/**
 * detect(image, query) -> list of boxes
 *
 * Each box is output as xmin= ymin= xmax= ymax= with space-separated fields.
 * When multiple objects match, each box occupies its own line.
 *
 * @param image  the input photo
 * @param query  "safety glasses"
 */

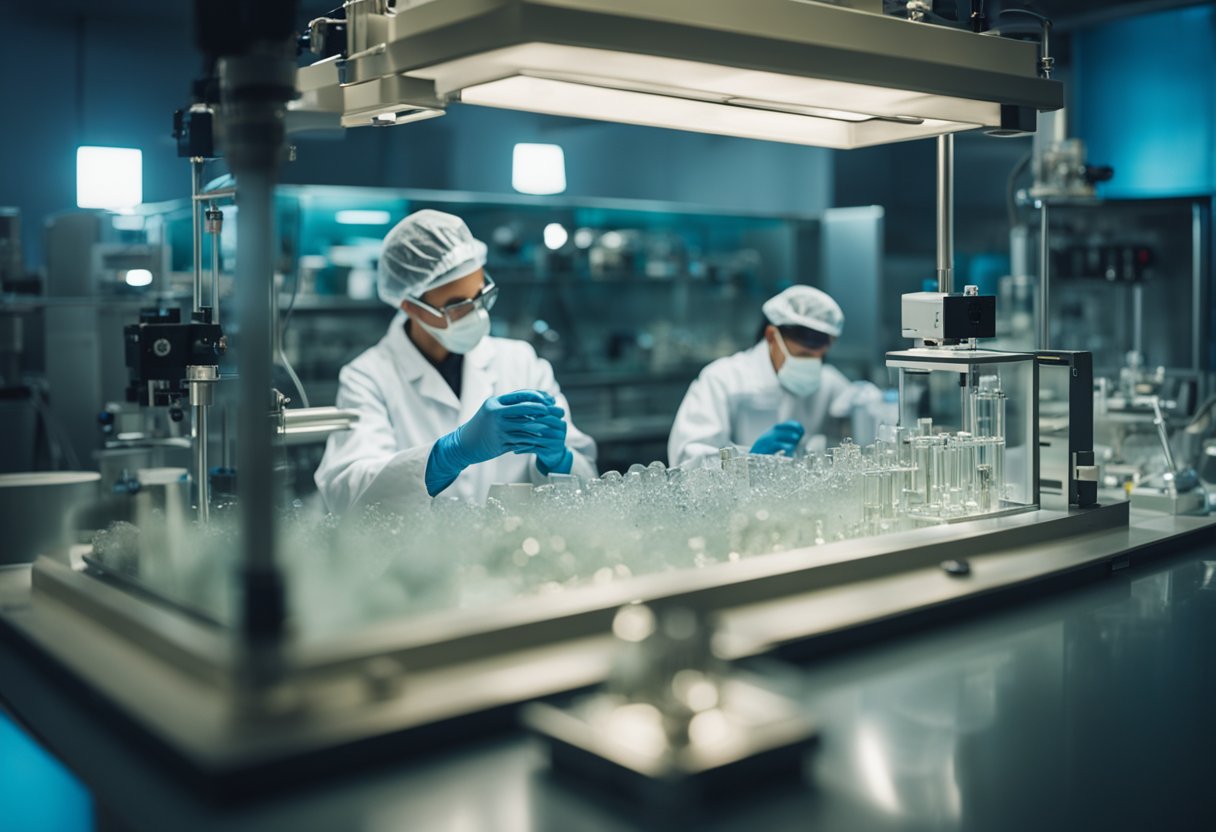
xmin=779 ymin=324 xmax=833 ymax=351
xmin=408 ymin=273 xmax=498 ymax=324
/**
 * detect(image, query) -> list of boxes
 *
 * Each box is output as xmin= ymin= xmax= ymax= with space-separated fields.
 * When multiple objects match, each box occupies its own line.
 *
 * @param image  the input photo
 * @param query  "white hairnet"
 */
xmin=762 ymin=285 xmax=844 ymax=338
xmin=377 ymin=209 xmax=488 ymax=308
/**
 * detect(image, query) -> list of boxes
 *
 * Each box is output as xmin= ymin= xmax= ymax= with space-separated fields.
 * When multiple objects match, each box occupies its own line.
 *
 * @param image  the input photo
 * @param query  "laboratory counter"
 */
xmin=2 ymin=530 xmax=1214 ymax=832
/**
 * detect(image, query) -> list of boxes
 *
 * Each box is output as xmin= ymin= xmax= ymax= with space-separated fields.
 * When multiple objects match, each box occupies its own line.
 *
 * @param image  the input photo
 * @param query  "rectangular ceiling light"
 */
xmin=335 ymin=209 xmax=392 ymax=225
xmin=462 ymin=76 xmax=975 ymax=149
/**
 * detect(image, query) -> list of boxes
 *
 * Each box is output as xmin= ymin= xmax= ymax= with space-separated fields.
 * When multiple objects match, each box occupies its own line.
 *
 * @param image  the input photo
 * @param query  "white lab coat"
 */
xmin=315 ymin=313 xmax=597 ymax=513
xmin=668 ymin=341 xmax=860 ymax=469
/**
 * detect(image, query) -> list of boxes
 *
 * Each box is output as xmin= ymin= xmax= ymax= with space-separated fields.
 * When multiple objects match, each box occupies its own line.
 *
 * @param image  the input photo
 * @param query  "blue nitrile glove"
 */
xmin=750 ymin=420 xmax=805 ymax=456
xmin=425 ymin=390 xmax=568 ymax=495
xmin=494 ymin=391 xmax=573 ymax=474
xmin=530 ymin=417 xmax=573 ymax=475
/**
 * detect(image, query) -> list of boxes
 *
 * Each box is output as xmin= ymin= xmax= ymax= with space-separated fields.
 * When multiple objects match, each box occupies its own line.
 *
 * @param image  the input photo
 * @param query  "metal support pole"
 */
xmin=1039 ymin=201 xmax=1050 ymax=350
xmin=235 ymin=166 xmax=279 ymax=621
xmin=1151 ymin=397 xmax=1178 ymax=488
xmin=1132 ymin=283 xmax=1144 ymax=360
xmin=189 ymin=158 xmax=214 ymax=522
xmin=222 ymin=405 xmax=232 ymax=469
xmin=188 ymin=364 xmax=217 ymax=523
xmin=1191 ymin=202 xmax=1203 ymax=376
xmin=195 ymin=404 xmax=209 ymax=522
xmin=207 ymin=205 xmax=222 ymax=321
xmin=191 ymin=158 xmax=205 ymax=312
xmin=936 ymin=134 xmax=954 ymax=294
xmin=218 ymin=45 xmax=296 ymax=651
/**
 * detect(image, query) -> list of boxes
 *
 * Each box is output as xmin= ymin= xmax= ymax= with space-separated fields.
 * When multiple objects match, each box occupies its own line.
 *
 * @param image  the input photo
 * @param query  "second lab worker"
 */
xmin=668 ymin=285 xmax=878 ymax=468
xmin=315 ymin=210 xmax=597 ymax=514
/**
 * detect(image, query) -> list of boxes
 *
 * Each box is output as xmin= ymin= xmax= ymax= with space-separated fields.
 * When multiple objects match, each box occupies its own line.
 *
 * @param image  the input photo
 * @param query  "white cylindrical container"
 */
xmin=0 ymin=472 xmax=101 ymax=564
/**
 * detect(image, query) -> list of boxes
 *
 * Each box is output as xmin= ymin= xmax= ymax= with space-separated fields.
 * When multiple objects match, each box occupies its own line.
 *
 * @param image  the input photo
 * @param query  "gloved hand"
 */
xmin=485 ymin=391 xmax=573 ymax=474
xmin=426 ymin=390 xmax=568 ymax=495
xmin=530 ymin=419 xmax=573 ymax=475
xmin=750 ymin=420 xmax=805 ymax=456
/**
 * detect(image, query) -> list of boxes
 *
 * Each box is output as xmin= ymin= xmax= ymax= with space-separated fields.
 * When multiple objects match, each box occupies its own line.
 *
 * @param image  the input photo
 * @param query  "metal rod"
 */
xmin=209 ymin=203 xmax=221 ymax=321
xmin=1132 ymin=283 xmax=1144 ymax=360
xmin=216 ymin=40 xmax=297 ymax=658
xmin=191 ymin=160 xmax=211 ymax=523
xmin=898 ymin=370 xmax=906 ymax=428
xmin=193 ymin=187 xmax=236 ymax=202
xmin=1151 ymin=397 xmax=1178 ymax=485
xmin=1192 ymin=202 xmax=1202 ymax=374
xmin=936 ymin=134 xmax=954 ymax=293
xmin=961 ymin=369 xmax=974 ymax=436
xmin=191 ymin=158 xmax=204 ymax=312
xmin=195 ymin=404 xmax=209 ymax=523
xmin=279 ymin=406 xmax=359 ymax=427
xmin=236 ymin=167 xmax=277 ymax=581
xmin=1039 ymin=200 xmax=1050 ymax=350
xmin=222 ymin=405 xmax=231 ymax=469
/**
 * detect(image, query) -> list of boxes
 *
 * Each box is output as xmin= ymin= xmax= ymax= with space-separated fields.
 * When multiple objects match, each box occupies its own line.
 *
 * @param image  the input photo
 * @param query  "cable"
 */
xmin=998 ymin=8 xmax=1050 ymax=26
xmin=996 ymin=8 xmax=1054 ymax=77
xmin=276 ymin=263 xmax=311 ymax=409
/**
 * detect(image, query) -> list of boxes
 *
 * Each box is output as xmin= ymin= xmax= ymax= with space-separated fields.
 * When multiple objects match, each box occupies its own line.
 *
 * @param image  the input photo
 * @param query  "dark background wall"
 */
xmin=0 ymin=14 xmax=201 ymax=268
xmin=0 ymin=9 xmax=833 ymax=272
xmin=1073 ymin=3 xmax=1216 ymax=199
xmin=3 ymin=2 xmax=1214 ymax=276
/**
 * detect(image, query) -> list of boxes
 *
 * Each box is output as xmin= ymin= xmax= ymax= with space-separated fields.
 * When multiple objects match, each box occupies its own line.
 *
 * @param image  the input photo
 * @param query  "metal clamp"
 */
xmin=187 ymin=364 xmax=219 ymax=408
xmin=1074 ymin=464 xmax=1100 ymax=483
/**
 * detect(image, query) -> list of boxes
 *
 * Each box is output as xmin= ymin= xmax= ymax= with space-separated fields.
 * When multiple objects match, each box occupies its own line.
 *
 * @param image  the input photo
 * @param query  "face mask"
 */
xmin=775 ymin=332 xmax=823 ymax=397
xmin=416 ymin=307 xmax=490 ymax=354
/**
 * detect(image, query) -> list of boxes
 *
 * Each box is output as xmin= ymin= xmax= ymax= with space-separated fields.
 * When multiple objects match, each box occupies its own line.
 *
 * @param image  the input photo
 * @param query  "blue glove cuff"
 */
xmin=536 ymin=447 xmax=573 ymax=476
xmin=425 ymin=431 xmax=466 ymax=496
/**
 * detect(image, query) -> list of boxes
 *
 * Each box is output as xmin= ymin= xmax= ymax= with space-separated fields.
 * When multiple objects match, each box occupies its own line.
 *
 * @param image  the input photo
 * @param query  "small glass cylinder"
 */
xmin=954 ymin=432 xmax=979 ymax=512
xmin=929 ymin=436 xmax=949 ymax=510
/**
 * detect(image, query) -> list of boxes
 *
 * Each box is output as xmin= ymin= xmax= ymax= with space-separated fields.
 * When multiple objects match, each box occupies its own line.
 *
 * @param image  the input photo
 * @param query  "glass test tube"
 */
xmin=955 ymin=432 xmax=979 ymax=512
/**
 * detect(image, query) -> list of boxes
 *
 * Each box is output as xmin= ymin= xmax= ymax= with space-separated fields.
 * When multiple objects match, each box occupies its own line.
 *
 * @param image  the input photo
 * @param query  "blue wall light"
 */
xmin=335 ymin=209 xmax=392 ymax=225
xmin=76 ymin=146 xmax=143 ymax=210
xmin=512 ymin=143 xmax=567 ymax=195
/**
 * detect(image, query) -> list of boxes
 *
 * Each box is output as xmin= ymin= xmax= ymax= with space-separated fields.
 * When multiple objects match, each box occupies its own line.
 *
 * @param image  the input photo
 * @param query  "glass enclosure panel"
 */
xmin=894 ymin=353 xmax=1037 ymax=517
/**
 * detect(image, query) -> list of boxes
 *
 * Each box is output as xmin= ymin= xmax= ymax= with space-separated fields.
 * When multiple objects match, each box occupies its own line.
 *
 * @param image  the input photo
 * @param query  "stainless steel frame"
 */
xmin=7 ymin=500 xmax=1212 ymax=793
xmin=937 ymin=134 xmax=954 ymax=292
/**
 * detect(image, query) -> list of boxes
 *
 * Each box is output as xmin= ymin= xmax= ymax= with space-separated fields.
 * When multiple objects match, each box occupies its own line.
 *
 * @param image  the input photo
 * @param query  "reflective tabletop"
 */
xmin=3 ymin=537 xmax=1215 ymax=832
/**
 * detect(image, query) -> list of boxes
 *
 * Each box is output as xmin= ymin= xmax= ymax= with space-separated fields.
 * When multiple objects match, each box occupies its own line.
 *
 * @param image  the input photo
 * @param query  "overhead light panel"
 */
xmin=299 ymin=0 xmax=1061 ymax=148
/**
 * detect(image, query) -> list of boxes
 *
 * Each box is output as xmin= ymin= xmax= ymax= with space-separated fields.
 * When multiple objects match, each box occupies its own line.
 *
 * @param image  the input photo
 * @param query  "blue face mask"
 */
xmin=775 ymin=332 xmax=823 ymax=397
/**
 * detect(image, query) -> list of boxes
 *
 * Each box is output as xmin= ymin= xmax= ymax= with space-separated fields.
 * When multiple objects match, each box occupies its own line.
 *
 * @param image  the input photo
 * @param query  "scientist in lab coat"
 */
xmin=315 ymin=210 xmax=597 ymax=513
xmin=668 ymin=285 xmax=879 ymax=468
